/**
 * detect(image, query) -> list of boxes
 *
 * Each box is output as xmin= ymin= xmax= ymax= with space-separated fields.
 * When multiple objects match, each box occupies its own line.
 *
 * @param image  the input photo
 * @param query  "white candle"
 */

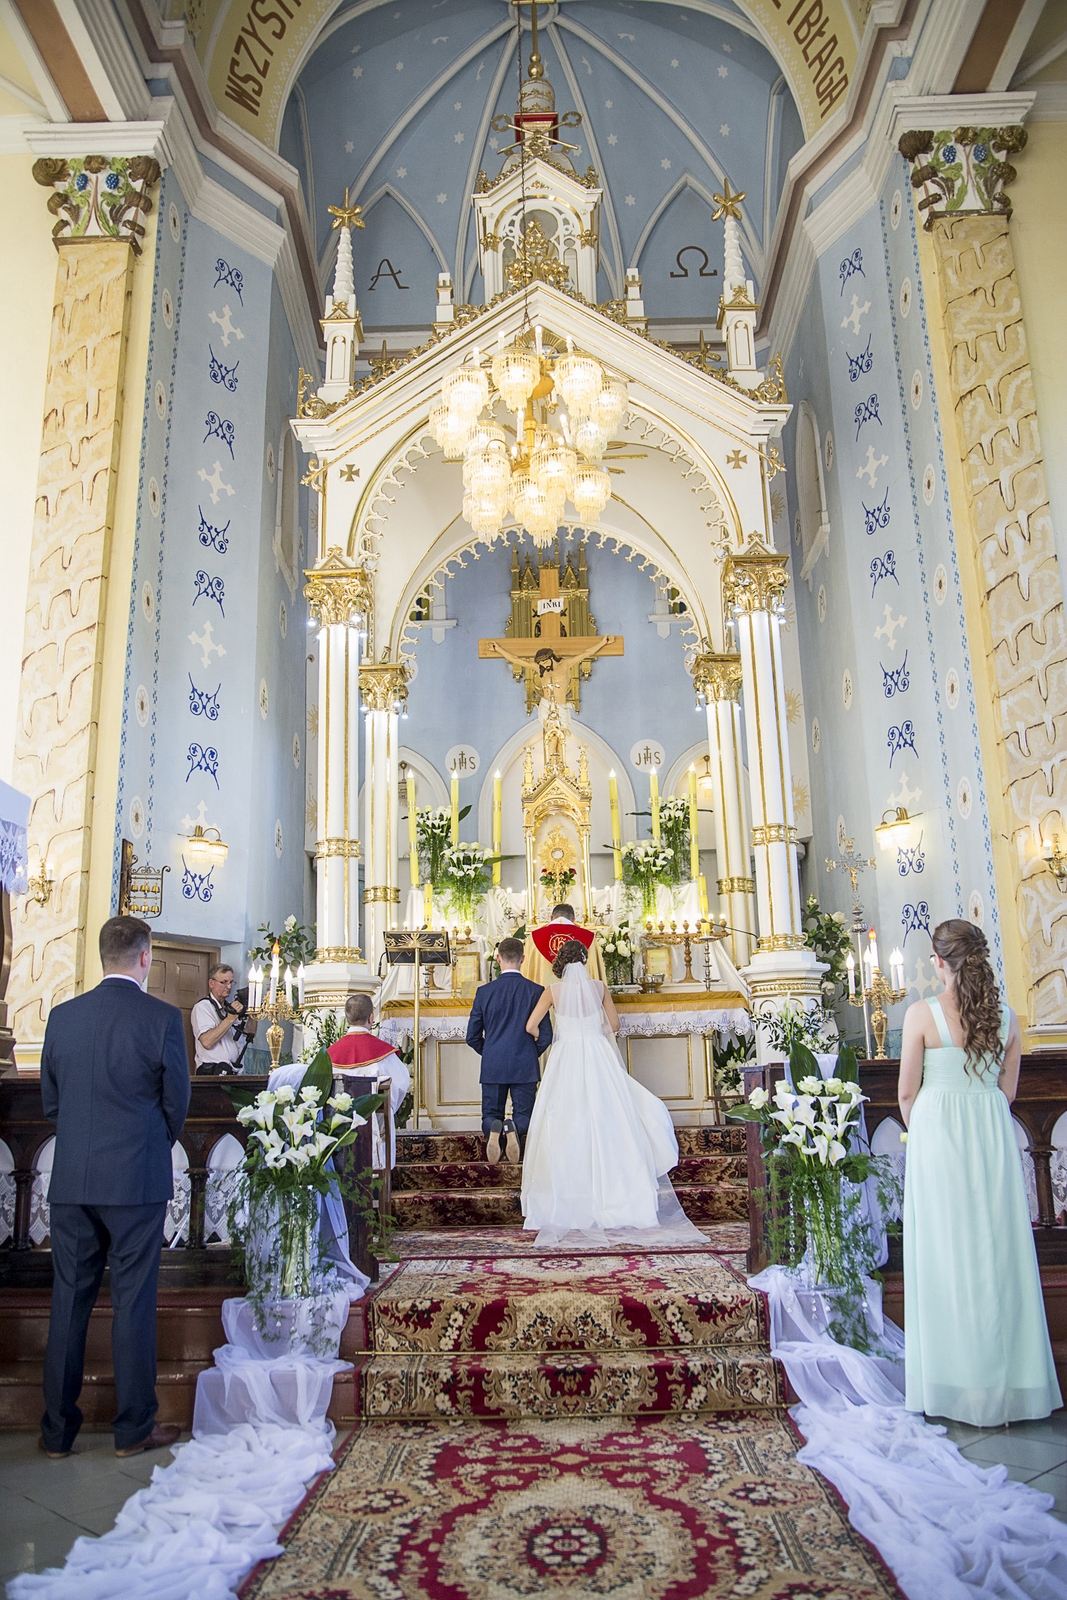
xmin=247 ymin=966 xmax=256 ymax=1008
xmin=845 ymin=951 xmax=856 ymax=996
xmin=296 ymin=964 xmax=305 ymax=1007
xmin=890 ymin=948 xmax=905 ymax=989
xmin=269 ymin=942 xmax=280 ymax=1005
xmin=284 ymin=965 xmax=293 ymax=1007
xmin=865 ymin=928 xmax=878 ymax=973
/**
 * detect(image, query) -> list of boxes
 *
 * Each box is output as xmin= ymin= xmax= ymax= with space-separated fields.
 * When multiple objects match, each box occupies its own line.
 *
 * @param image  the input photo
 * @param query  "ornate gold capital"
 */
xmin=717 ymin=875 xmax=755 ymax=895
xmin=723 ymin=545 xmax=790 ymax=617
xmin=751 ymin=823 xmax=797 ymax=847
xmin=756 ymin=933 xmax=807 ymax=952
xmin=363 ymin=886 xmax=401 ymax=904
xmin=691 ymin=651 xmax=743 ymax=704
xmin=303 ymin=547 xmax=372 ymax=628
xmin=314 ymin=945 xmax=364 ymax=964
xmin=898 ymin=126 xmax=1027 ymax=228
xmin=359 ymin=662 xmax=409 ymax=713
xmin=33 ymin=155 xmax=160 ymax=254
xmin=315 ymin=837 xmax=362 ymax=859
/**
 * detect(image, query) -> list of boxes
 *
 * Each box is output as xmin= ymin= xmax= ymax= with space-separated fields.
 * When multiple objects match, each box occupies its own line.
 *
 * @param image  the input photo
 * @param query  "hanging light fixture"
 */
xmin=431 ymin=327 xmax=628 ymax=547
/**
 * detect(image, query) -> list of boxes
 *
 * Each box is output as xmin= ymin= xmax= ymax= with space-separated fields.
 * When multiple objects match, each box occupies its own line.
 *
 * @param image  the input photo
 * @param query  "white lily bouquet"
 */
xmin=443 ymin=842 xmax=495 ymax=923
xmin=227 ymin=1052 xmax=381 ymax=1335
xmin=602 ymin=921 xmax=636 ymax=987
xmin=621 ymin=839 xmax=675 ymax=919
xmin=733 ymin=1041 xmax=900 ymax=1334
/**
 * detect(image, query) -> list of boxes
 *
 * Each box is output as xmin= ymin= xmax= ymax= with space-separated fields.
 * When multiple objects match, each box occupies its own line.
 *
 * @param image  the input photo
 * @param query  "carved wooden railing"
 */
xmin=0 ymin=1076 xmax=376 ymax=1280
xmin=744 ymin=1053 xmax=1067 ymax=1272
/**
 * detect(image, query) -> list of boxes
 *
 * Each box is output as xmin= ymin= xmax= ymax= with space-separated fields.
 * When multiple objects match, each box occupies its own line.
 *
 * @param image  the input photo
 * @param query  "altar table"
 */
xmin=379 ymin=990 xmax=751 ymax=1129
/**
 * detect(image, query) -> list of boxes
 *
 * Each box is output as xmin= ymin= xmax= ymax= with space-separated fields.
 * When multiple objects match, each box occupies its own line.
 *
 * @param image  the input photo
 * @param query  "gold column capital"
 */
xmin=897 ymin=126 xmax=1027 ymax=229
xmin=358 ymin=662 xmax=409 ymax=713
xmin=32 ymin=155 xmax=160 ymax=254
xmin=723 ymin=543 xmax=790 ymax=616
xmin=315 ymin=837 xmax=361 ymax=859
xmin=303 ymin=547 xmax=373 ymax=627
xmin=691 ymin=650 xmax=743 ymax=704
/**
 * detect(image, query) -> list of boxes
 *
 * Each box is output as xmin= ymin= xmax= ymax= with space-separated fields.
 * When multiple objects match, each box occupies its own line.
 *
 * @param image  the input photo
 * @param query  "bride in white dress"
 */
xmin=520 ymin=940 xmax=703 ymax=1247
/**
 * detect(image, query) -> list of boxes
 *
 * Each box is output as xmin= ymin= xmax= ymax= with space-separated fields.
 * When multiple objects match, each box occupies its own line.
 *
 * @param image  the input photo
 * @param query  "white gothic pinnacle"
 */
xmin=332 ymin=222 xmax=356 ymax=311
xmin=723 ymin=213 xmax=746 ymax=295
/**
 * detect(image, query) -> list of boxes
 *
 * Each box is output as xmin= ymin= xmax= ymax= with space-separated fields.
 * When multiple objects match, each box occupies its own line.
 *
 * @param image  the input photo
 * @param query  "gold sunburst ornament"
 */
xmin=711 ymin=179 xmax=746 ymax=222
xmin=327 ymin=187 xmax=365 ymax=231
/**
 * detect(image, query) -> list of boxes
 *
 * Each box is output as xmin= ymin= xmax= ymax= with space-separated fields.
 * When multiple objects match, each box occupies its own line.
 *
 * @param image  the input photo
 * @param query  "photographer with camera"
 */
xmin=191 ymin=964 xmax=256 ymax=1076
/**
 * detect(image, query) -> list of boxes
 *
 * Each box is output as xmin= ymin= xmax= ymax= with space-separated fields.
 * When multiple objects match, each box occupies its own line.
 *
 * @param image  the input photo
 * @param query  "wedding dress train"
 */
xmin=520 ymin=964 xmax=703 ymax=1247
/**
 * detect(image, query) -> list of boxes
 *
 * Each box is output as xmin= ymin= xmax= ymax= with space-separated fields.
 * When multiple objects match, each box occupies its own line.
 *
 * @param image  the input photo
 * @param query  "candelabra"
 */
xmin=845 ymin=933 xmax=906 ymax=1059
xmin=247 ymin=943 xmax=305 ymax=1070
xmin=642 ymin=917 xmax=729 ymax=990
xmin=26 ymin=858 xmax=54 ymax=906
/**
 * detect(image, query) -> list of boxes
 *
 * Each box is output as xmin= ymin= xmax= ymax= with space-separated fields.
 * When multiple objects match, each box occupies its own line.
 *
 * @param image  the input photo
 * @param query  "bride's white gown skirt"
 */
xmin=520 ymin=974 xmax=702 ymax=1248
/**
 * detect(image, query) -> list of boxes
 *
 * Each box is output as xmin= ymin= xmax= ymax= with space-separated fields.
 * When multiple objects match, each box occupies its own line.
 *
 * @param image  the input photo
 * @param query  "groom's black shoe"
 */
xmin=504 ymin=1119 xmax=521 ymax=1165
xmin=486 ymin=1121 xmax=504 ymax=1165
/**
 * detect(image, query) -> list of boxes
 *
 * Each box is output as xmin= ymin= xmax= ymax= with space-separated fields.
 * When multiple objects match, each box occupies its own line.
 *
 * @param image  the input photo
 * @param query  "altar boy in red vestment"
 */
xmin=328 ymin=994 xmax=411 ymax=1125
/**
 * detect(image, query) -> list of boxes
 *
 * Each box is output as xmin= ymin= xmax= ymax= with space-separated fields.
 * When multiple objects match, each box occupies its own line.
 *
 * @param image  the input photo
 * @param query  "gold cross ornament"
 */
xmin=328 ymin=187 xmax=366 ymax=231
xmin=711 ymin=179 xmax=746 ymax=222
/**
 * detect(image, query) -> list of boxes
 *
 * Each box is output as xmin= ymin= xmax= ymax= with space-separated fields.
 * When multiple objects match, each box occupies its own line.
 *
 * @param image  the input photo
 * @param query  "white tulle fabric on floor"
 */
xmin=752 ymin=1264 xmax=1067 ymax=1599
xmin=521 ymin=964 xmax=703 ymax=1248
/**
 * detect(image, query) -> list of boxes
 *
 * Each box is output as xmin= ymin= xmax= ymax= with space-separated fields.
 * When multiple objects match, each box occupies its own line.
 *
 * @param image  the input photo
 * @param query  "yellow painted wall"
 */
xmin=0 ymin=158 xmax=58 ymax=787
xmin=1012 ymin=121 xmax=1067 ymax=574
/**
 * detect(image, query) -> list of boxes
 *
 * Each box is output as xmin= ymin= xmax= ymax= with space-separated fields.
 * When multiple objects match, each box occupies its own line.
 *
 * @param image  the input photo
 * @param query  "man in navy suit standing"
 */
xmin=466 ymin=937 xmax=551 ymax=1164
xmin=39 ymin=915 xmax=190 ymax=1458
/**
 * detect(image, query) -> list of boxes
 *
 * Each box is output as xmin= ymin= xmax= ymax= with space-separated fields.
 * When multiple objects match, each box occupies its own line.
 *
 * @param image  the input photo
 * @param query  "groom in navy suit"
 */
xmin=39 ymin=915 xmax=190 ymax=1458
xmin=466 ymin=937 xmax=551 ymax=1164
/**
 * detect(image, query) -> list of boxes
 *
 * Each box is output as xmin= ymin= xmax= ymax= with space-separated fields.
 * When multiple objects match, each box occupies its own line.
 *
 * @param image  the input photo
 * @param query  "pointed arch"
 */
xmin=629 ymin=172 xmax=730 ymax=274
xmin=357 ymin=183 xmax=450 ymax=275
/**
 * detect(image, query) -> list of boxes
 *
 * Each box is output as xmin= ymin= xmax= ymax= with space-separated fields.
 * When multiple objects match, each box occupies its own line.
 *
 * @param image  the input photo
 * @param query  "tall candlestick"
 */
xmin=649 ymin=768 xmax=661 ymax=842
xmin=269 ymin=941 xmax=280 ymax=1006
xmin=608 ymin=769 xmax=623 ymax=881
xmin=406 ymin=770 xmax=419 ymax=889
xmin=687 ymin=763 xmax=700 ymax=882
xmin=450 ymin=772 xmax=460 ymax=845
xmin=423 ymin=880 xmax=433 ymax=926
xmin=493 ymin=770 xmax=502 ymax=886
xmin=698 ymin=873 xmax=709 ymax=917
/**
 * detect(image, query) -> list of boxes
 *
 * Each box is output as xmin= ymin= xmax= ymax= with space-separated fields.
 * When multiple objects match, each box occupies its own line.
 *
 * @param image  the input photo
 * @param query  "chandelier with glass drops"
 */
xmin=430 ymin=327 xmax=626 ymax=547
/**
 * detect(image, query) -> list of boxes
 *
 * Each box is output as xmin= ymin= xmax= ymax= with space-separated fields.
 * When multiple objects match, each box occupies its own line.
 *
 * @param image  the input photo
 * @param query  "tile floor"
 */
xmin=1 ymin=1411 xmax=1065 ymax=1582
xmin=0 ymin=1429 xmax=187 ymax=1585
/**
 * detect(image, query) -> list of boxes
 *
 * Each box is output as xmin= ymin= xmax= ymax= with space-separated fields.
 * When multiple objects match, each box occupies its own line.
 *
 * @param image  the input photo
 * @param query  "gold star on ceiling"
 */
xmin=711 ymin=179 xmax=745 ymax=221
xmin=339 ymin=463 xmax=360 ymax=482
xmin=725 ymin=449 xmax=747 ymax=469
xmin=327 ymin=187 xmax=366 ymax=230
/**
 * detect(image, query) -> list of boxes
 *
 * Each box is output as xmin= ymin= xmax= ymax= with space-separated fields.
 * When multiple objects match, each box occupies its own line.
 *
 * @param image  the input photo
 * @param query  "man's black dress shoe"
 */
xmin=504 ymin=1119 xmax=521 ymax=1165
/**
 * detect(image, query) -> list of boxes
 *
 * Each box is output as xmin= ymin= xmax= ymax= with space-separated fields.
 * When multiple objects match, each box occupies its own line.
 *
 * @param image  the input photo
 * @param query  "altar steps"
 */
xmin=357 ymin=1247 xmax=784 ymax=1421
xmin=389 ymin=1125 xmax=749 ymax=1231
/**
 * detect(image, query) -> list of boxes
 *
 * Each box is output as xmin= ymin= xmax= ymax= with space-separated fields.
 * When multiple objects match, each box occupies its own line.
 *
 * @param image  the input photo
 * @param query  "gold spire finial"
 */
xmin=512 ymin=0 xmax=544 ymax=80
xmin=711 ymin=179 xmax=746 ymax=222
xmin=327 ymin=186 xmax=365 ymax=231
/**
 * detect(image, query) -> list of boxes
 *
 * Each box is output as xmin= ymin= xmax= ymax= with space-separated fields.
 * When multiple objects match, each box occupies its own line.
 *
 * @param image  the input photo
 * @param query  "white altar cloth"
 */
xmin=379 ymin=1002 xmax=751 ymax=1047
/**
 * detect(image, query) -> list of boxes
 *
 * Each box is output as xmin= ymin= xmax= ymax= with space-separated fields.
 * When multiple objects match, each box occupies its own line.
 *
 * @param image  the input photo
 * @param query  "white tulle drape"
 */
xmin=752 ymin=1265 xmax=1067 ymax=1599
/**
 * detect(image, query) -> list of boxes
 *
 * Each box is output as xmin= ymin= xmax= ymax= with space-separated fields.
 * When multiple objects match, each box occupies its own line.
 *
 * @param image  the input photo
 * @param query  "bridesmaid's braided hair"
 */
xmin=552 ymin=939 xmax=589 ymax=978
xmin=931 ymin=919 xmax=1004 ymax=1073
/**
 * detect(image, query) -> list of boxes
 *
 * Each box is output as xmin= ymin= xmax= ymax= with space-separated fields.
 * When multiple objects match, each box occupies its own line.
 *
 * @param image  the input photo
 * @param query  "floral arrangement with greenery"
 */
xmin=802 ymin=893 xmax=854 ymax=1008
xmin=249 ymin=913 xmax=315 ymax=969
xmin=621 ymin=839 xmax=675 ymax=919
xmin=601 ymin=921 xmax=636 ymax=987
xmin=540 ymin=863 xmax=576 ymax=902
xmin=443 ymin=842 xmax=495 ymax=923
xmin=415 ymin=808 xmax=459 ymax=894
xmin=657 ymin=796 xmax=691 ymax=883
xmin=731 ymin=1035 xmax=901 ymax=1351
xmin=712 ymin=1027 xmax=754 ymax=1097
xmin=226 ymin=1050 xmax=382 ymax=1351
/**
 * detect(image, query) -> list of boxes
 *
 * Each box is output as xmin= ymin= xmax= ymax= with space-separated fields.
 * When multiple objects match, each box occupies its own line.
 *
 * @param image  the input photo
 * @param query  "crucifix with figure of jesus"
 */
xmin=478 ymin=561 xmax=624 ymax=708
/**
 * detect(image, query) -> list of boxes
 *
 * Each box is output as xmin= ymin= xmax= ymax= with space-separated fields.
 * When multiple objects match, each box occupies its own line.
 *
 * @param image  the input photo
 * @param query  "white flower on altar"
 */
xmin=329 ymin=1091 xmax=353 ymax=1112
xmin=748 ymin=1086 xmax=769 ymax=1109
xmin=796 ymin=1075 xmax=821 ymax=1095
xmin=285 ymin=914 xmax=297 ymax=930
xmin=299 ymin=1086 xmax=321 ymax=1105
xmin=827 ymin=1139 xmax=848 ymax=1165
xmin=273 ymin=1084 xmax=296 ymax=1104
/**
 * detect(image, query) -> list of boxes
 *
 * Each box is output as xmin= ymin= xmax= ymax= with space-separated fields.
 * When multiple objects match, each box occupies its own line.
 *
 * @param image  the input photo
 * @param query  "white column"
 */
xmin=693 ymin=653 xmax=756 ymax=967
xmin=360 ymin=664 xmax=408 ymax=969
xmin=724 ymin=549 xmax=822 ymax=1046
xmin=303 ymin=551 xmax=373 ymax=973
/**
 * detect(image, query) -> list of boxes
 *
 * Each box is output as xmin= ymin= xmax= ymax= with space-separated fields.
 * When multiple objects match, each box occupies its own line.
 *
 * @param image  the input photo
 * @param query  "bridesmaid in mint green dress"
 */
xmin=898 ymin=919 xmax=1061 ymax=1426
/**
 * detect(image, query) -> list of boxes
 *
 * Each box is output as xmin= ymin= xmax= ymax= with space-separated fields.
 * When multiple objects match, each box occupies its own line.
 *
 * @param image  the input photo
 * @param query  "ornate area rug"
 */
xmin=242 ymin=1414 xmax=902 ymax=1599
xmin=393 ymin=1223 xmax=751 ymax=1259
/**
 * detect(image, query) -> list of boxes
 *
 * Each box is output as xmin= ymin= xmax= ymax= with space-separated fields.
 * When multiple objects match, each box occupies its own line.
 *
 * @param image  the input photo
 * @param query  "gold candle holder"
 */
xmin=847 ymin=966 xmax=905 ymax=1059
xmin=248 ymin=993 xmax=298 ymax=1070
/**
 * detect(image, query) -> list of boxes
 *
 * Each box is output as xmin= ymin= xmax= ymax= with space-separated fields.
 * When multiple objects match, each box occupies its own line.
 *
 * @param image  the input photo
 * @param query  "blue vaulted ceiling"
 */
xmin=281 ymin=0 xmax=804 ymax=330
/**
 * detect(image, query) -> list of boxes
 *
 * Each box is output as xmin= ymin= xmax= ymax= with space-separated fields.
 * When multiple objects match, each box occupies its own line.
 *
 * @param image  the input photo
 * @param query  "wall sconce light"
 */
xmin=1043 ymin=835 xmax=1067 ymax=893
xmin=875 ymin=806 xmax=920 ymax=851
xmin=183 ymin=825 xmax=229 ymax=868
xmin=26 ymin=857 xmax=55 ymax=906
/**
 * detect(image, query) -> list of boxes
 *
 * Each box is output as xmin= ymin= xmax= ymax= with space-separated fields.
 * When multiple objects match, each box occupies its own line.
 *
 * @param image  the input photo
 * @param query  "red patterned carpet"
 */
xmin=242 ymin=1414 xmax=903 ymax=1600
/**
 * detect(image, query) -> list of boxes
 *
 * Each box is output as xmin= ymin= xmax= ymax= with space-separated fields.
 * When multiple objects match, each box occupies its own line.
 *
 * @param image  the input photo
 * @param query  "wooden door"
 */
xmin=147 ymin=943 xmax=218 ymax=1071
